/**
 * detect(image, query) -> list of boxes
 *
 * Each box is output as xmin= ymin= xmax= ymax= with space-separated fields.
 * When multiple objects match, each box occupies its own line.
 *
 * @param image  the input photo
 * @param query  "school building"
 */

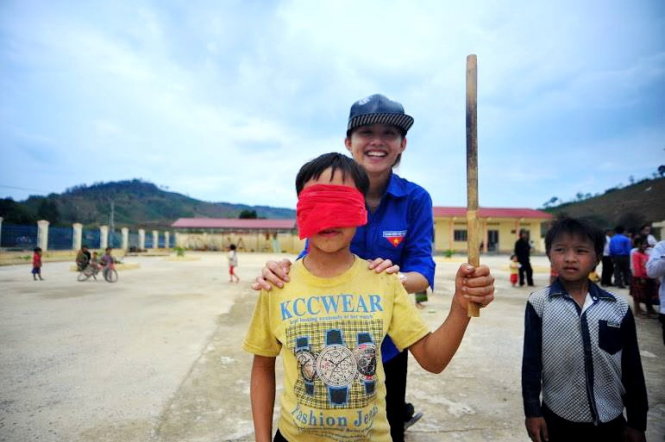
xmin=171 ymin=218 xmax=303 ymax=253
xmin=172 ymin=206 xmax=552 ymax=255
xmin=433 ymin=207 xmax=552 ymax=254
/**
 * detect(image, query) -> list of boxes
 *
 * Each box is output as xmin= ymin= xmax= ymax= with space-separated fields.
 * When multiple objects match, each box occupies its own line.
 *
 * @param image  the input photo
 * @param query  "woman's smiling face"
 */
xmin=345 ymin=123 xmax=406 ymax=176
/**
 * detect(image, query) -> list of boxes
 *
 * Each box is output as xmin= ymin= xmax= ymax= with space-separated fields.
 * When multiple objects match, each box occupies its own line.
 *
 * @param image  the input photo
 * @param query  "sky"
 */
xmin=1 ymin=0 xmax=664 ymax=212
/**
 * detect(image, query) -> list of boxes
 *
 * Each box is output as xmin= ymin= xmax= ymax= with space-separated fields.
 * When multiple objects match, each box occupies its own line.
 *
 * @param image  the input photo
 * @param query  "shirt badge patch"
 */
xmin=383 ymin=230 xmax=407 ymax=247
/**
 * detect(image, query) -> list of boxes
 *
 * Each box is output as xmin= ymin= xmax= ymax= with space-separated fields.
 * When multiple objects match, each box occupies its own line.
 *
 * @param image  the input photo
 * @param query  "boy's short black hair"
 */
xmin=34 ymin=247 xmax=42 ymax=252
xmin=229 ymin=244 xmax=237 ymax=250
xmin=545 ymin=217 xmax=604 ymax=258
xmin=295 ymin=152 xmax=370 ymax=196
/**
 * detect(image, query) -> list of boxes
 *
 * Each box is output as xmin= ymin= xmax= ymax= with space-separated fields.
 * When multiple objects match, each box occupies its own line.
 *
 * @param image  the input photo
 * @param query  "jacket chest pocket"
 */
xmin=598 ymin=320 xmax=622 ymax=355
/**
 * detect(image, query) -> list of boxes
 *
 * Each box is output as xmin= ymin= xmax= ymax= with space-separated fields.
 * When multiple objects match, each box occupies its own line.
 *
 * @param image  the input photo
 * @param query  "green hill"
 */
xmin=0 ymin=179 xmax=295 ymax=228
xmin=2 ymin=176 xmax=663 ymax=232
xmin=545 ymin=177 xmax=665 ymax=232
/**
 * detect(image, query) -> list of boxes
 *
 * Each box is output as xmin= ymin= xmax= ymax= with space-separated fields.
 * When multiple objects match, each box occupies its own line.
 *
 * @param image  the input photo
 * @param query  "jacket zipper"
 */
xmin=579 ymin=305 xmax=599 ymax=425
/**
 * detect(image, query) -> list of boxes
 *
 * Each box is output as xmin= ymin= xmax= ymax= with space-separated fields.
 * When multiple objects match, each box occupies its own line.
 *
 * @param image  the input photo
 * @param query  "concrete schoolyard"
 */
xmin=0 ymin=252 xmax=663 ymax=441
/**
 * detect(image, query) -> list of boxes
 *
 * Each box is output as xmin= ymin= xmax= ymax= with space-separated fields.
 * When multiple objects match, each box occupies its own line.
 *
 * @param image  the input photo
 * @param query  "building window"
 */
xmin=454 ymin=229 xmax=467 ymax=242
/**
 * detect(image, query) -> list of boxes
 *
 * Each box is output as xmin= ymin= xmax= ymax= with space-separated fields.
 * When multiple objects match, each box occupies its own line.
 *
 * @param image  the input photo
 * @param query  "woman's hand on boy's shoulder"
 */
xmin=453 ymin=264 xmax=495 ymax=312
xmin=367 ymin=257 xmax=399 ymax=274
xmin=251 ymin=259 xmax=292 ymax=291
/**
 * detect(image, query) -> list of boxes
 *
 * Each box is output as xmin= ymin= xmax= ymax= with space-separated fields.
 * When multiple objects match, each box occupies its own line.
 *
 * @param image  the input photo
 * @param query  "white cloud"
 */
xmin=1 ymin=0 xmax=664 ymax=211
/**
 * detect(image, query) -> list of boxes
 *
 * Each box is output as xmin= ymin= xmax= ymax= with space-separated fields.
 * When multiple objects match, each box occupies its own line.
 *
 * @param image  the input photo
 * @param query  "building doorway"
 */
xmin=487 ymin=230 xmax=499 ymax=252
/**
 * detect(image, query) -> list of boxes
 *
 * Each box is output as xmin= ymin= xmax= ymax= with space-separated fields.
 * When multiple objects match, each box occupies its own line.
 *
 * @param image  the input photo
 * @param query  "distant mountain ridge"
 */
xmin=0 ymin=179 xmax=295 ymax=228
xmin=545 ymin=176 xmax=665 ymax=231
xmin=1 ymin=177 xmax=663 ymax=231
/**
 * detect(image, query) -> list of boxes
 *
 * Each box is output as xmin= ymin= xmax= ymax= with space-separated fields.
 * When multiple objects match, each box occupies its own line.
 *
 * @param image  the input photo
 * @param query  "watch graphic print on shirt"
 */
xmin=289 ymin=319 xmax=382 ymax=409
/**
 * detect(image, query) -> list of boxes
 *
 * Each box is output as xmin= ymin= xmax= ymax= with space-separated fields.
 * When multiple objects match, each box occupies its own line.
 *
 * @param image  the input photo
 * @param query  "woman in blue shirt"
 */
xmin=253 ymin=94 xmax=495 ymax=441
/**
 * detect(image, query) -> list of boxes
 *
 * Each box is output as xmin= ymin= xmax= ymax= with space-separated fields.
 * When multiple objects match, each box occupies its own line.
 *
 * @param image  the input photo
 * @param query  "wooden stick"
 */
xmin=466 ymin=54 xmax=480 ymax=318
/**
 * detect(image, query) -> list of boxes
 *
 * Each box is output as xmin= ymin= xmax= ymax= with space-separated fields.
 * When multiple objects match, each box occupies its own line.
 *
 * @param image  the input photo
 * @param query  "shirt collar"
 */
xmin=385 ymin=172 xmax=407 ymax=198
xmin=548 ymin=278 xmax=616 ymax=302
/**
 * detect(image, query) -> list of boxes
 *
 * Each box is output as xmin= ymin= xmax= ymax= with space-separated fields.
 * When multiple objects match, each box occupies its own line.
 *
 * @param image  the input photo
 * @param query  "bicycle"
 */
xmin=77 ymin=260 xmax=118 ymax=283
xmin=77 ymin=264 xmax=99 ymax=281
xmin=103 ymin=259 xmax=118 ymax=283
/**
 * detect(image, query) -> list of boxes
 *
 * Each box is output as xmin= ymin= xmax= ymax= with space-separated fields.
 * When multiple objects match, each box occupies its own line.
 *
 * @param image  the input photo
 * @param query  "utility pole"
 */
xmin=109 ymin=200 xmax=115 ymax=247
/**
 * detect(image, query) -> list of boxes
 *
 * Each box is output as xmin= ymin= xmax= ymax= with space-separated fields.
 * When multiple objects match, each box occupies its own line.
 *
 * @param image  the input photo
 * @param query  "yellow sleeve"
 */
xmin=386 ymin=275 xmax=430 ymax=351
xmin=242 ymin=290 xmax=281 ymax=357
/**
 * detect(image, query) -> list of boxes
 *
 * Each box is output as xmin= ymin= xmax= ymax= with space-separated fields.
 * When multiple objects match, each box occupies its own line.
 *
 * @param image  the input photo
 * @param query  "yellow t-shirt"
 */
xmin=243 ymin=256 xmax=430 ymax=442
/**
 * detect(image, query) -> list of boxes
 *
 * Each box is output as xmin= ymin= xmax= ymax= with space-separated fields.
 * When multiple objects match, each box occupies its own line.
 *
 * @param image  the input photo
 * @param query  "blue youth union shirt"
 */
xmin=351 ymin=173 xmax=436 ymax=362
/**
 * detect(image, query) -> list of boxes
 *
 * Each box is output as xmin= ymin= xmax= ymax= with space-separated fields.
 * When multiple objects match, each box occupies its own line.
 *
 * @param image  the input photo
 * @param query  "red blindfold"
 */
xmin=296 ymin=184 xmax=368 ymax=239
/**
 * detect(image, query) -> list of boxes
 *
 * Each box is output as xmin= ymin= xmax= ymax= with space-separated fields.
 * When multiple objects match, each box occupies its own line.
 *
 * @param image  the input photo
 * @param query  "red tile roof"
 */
xmin=171 ymin=218 xmax=296 ymax=229
xmin=433 ymin=207 xmax=552 ymax=219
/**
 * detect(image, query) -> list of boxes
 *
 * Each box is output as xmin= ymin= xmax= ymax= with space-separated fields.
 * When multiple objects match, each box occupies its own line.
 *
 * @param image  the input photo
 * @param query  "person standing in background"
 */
xmin=646 ymin=240 xmax=665 ymax=345
xmin=31 ymin=247 xmax=43 ymax=281
xmin=609 ymin=225 xmax=632 ymax=289
xmin=509 ymin=254 xmax=521 ymax=287
xmin=601 ymin=229 xmax=614 ymax=286
xmin=640 ymin=224 xmax=657 ymax=248
xmin=514 ymin=229 xmax=534 ymax=287
xmin=228 ymin=244 xmax=239 ymax=283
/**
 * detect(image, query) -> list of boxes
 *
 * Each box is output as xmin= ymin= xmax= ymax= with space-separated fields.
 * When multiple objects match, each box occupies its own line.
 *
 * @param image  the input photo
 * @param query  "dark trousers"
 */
xmin=601 ymin=256 xmax=614 ymax=286
xmin=384 ymin=350 xmax=408 ymax=442
xmin=612 ymin=255 xmax=631 ymax=287
xmin=543 ymin=404 xmax=626 ymax=442
xmin=519 ymin=260 xmax=534 ymax=286
xmin=274 ymin=429 xmax=288 ymax=442
xmin=660 ymin=314 xmax=665 ymax=346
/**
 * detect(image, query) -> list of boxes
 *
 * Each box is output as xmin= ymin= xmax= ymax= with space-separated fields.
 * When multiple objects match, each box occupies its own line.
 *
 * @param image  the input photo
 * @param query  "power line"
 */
xmin=0 ymin=184 xmax=51 ymax=193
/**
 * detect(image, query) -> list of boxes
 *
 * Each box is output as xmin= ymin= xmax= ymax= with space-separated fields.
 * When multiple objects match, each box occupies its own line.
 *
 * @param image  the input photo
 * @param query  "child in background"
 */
xmin=588 ymin=269 xmax=600 ymax=283
xmin=522 ymin=217 xmax=647 ymax=442
xmin=32 ymin=247 xmax=43 ymax=281
xmin=414 ymin=289 xmax=428 ymax=309
xmin=228 ymin=244 xmax=239 ymax=283
xmin=100 ymin=247 xmax=114 ymax=279
xmin=509 ymin=254 xmax=521 ymax=287
xmin=244 ymin=153 xmax=494 ymax=442
xmin=90 ymin=251 xmax=100 ymax=271
xmin=630 ymin=236 xmax=658 ymax=318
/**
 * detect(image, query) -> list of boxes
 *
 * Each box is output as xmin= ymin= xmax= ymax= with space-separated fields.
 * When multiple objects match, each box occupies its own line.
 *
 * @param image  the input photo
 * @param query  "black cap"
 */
xmin=347 ymin=94 xmax=414 ymax=135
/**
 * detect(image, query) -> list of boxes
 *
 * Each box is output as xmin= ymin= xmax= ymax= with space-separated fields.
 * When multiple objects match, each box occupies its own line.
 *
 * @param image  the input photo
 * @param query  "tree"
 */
xmin=37 ymin=198 xmax=60 ymax=224
xmin=239 ymin=209 xmax=257 ymax=219
xmin=658 ymin=164 xmax=665 ymax=177
xmin=0 ymin=198 xmax=35 ymax=224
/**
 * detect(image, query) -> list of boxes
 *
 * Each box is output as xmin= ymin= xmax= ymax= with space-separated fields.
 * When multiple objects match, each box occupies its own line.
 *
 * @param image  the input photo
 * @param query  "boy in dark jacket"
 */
xmin=522 ymin=217 xmax=647 ymax=442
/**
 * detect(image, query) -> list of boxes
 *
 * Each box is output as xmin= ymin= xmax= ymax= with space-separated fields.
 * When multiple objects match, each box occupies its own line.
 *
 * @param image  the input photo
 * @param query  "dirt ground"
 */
xmin=0 ymin=252 xmax=663 ymax=442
